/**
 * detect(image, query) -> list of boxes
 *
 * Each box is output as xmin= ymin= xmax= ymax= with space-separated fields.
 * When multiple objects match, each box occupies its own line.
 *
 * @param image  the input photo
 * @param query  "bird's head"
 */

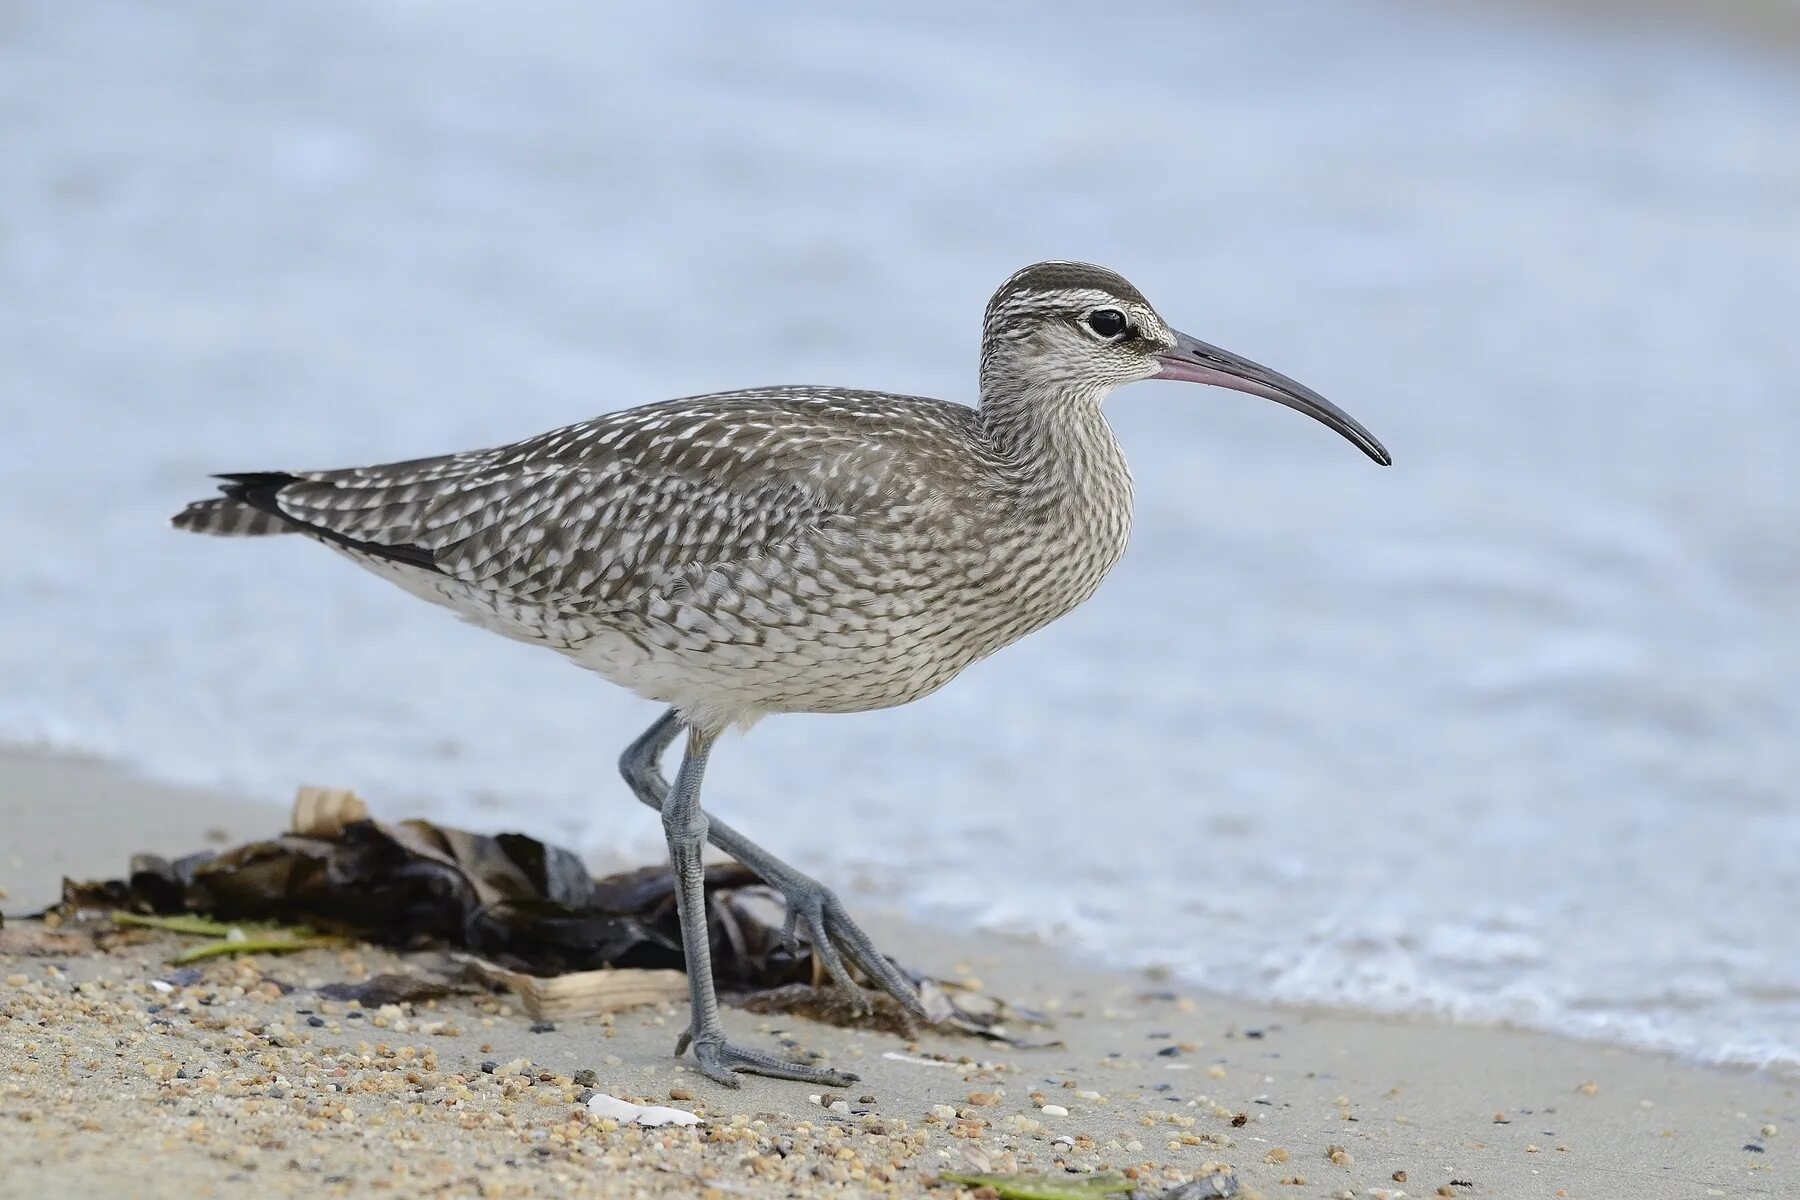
xmin=979 ymin=260 xmax=1389 ymax=465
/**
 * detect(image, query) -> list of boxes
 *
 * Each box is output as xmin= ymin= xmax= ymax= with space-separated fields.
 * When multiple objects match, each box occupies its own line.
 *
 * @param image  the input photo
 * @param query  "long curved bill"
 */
xmin=1155 ymin=331 xmax=1391 ymax=465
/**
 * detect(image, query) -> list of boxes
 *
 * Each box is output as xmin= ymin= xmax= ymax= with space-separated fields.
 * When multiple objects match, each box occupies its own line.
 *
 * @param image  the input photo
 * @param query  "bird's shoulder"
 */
xmin=504 ymin=385 xmax=984 ymax=475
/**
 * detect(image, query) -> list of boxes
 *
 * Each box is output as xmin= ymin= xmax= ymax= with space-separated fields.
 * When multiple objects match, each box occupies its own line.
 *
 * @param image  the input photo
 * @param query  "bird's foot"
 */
xmin=771 ymin=873 xmax=932 ymax=1028
xmin=675 ymin=1026 xmax=858 ymax=1088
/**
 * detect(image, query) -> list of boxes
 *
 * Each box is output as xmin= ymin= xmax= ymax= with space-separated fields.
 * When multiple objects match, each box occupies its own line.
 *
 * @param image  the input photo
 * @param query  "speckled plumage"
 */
xmin=176 ymin=265 xmax=1147 ymax=734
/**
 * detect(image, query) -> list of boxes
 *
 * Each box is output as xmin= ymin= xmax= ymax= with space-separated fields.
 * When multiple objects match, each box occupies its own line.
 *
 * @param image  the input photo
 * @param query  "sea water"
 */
xmin=2 ymin=0 xmax=1797 ymax=1069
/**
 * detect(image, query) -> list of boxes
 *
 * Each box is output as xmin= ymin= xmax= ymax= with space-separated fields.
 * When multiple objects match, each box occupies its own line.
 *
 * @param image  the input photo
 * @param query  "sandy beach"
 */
xmin=1 ymin=750 xmax=1791 ymax=1199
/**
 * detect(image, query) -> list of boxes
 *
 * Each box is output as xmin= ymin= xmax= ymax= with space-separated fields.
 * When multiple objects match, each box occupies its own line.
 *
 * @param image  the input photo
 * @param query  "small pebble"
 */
xmin=529 ymin=1021 xmax=555 ymax=1034
xmin=1039 ymin=1103 xmax=1069 ymax=1117
xmin=306 ymin=1015 xmax=326 ymax=1028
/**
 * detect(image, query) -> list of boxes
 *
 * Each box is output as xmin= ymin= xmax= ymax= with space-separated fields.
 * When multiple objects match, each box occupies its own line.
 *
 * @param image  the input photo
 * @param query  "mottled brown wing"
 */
xmin=229 ymin=389 xmax=963 ymax=615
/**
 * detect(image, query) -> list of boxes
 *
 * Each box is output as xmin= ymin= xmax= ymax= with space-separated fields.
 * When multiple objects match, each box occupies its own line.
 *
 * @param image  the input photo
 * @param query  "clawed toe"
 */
xmin=772 ymin=878 xmax=933 ymax=1027
xmin=684 ymin=1032 xmax=858 ymax=1088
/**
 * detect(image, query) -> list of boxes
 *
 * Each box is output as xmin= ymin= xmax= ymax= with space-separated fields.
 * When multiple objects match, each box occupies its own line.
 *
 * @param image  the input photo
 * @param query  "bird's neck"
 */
xmin=969 ymin=382 xmax=1134 ymax=632
xmin=977 ymin=382 xmax=1134 ymax=517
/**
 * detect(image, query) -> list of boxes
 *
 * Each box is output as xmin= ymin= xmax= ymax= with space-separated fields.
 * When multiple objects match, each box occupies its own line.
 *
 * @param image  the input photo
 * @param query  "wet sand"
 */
xmin=1 ymin=750 xmax=1792 ymax=1199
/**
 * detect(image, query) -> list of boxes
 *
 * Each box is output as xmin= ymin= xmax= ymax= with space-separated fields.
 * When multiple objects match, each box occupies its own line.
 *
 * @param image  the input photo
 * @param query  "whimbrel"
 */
xmin=173 ymin=261 xmax=1389 ymax=1086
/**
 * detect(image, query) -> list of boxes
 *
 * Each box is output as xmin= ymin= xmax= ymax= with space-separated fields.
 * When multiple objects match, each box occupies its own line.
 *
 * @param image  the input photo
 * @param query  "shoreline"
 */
xmin=4 ymin=743 xmax=1794 ymax=1080
xmin=2 ymin=748 xmax=1794 ymax=1198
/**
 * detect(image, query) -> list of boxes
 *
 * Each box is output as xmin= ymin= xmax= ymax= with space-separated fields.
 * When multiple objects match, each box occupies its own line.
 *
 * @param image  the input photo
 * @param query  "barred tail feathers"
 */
xmin=170 ymin=495 xmax=296 ymax=536
xmin=171 ymin=474 xmax=308 ymax=536
xmin=170 ymin=473 xmax=440 ymax=571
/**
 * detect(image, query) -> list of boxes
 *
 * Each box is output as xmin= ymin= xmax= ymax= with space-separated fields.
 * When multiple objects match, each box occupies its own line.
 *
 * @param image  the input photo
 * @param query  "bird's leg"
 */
xmin=660 ymin=722 xmax=860 ymax=1088
xmin=622 ymin=710 xmax=929 ymax=1025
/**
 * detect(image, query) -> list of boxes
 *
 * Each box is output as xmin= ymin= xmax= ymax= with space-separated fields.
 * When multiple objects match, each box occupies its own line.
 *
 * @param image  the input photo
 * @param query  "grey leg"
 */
xmin=659 ymin=723 xmax=861 ymax=1087
xmin=622 ymin=709 xmax=929 ymax=1025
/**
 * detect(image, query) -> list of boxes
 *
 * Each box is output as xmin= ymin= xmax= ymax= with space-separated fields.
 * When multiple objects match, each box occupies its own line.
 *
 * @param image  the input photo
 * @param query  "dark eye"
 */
xmin=1085 ymin=308 xmax=1128 ymax=339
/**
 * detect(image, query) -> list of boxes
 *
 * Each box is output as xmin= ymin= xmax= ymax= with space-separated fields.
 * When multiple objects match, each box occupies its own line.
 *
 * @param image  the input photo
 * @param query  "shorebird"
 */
xmin=173 ymin=261 xmax=1389 ymax=1086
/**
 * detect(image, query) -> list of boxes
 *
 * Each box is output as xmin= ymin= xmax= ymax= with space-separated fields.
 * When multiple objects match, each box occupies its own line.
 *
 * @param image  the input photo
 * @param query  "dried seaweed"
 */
xmin=47 ymin=795 xmax=1052 ymax=1040
xmin=105 ymin=911 xmax=346 ymax=963
xmin=170 ymin=932 xmax=347 ymax=964
xmin=56 ymin=820 xmax=794 ymax=981
xmin=743 ymin=980 xmax=1061 ymax=1046
xmin=317 ymin=973 xmax=474 ymax=1006
xmin=112 ymin=912 xmax=280 ymax=937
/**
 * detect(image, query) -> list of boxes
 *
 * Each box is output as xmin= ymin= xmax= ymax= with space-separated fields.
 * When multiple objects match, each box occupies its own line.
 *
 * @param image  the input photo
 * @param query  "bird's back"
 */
xmin=179 ymin=387 xmax=981 ymax=602
xmin=174 ymin=385 xmax=1131 ymax=727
